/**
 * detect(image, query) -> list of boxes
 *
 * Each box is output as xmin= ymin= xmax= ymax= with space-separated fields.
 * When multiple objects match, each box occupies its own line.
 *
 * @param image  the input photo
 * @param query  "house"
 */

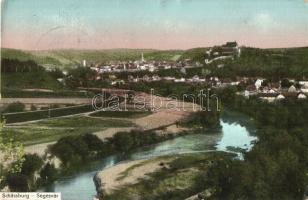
xmin=174 ymin=78 xmax=186 ymax=83
xmin=109 ymin=75 xmax=117 ymax=80
xmin=255 ymin=79 xmax=264 ymax=90
xmin=276 ymin=94 xmax=285 ymax=100
xmin=288 ymin=85 xmax=297 ymax=93
xmin=57 ymin=78 xmax=64 ymax=84
xmin=301 ymin=88 xmax=308 ymax=93
xmin=152 ymin=75 xmax=161 ymax=81
xmin=164 ymin=76 xmax=176 ymax=81
xmin=111 ymin=80 xmax=125 ymax=86
xmin=244 ymin=90 xmax=250 ymax=98
xmin=209 ymin=41 xmax=241 ymax=58
xmin=217 ymin=64 xmax=224 ymax=68
xmin=142 ymin=75 xmax=150 ymax=82
xmin=192 ymin=75 xmax=199 ymax=81
xmin=164 ymin=65 xmax=171 ymax=70
xmin=231 ymin=81 xmax=240 ymax=86
xmin=299 ymin=81 xmax=308 ymax=88
xmin=298 ymin=93 xmax=307 ymax=99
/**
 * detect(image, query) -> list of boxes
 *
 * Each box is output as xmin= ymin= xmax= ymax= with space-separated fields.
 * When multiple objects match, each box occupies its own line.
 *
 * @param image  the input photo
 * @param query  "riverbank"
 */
xmin=35 ymin=110 xmax=255 ymax=200
xmin=94 ymin=152 xmax=234 ymax=200
xmin=94 ymin=157 xmax=175 ymax=196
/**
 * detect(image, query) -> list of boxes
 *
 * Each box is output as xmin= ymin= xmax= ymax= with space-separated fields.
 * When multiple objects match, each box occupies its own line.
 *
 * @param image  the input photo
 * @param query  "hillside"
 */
xmin=2 ymin=46 xmax=308 ymax=79
xmin=1 ymin=48 xmax=184 ymax=69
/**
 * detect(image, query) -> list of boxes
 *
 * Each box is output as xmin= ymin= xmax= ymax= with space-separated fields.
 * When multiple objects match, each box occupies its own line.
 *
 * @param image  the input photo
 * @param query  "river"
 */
xmin=39 ymin=111 xmax=257 ymax=200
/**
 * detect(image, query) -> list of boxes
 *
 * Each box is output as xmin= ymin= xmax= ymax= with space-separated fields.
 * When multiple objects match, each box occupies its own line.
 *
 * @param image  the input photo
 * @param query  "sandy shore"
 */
xmin=94 ymin=157 xmax=174 ymax=195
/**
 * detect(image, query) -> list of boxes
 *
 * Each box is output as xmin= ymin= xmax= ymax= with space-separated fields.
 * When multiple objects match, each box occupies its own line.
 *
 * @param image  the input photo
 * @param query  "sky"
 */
xmin=1 ymin=0 xmax=308 ymax=50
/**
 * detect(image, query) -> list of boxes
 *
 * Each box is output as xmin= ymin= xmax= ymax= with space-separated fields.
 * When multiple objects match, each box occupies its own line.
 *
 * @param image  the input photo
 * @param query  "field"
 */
xmin=3 ymin=115 xmax=133 ymax=145
xmin=2 ymin=104 xmax=96 ymax=124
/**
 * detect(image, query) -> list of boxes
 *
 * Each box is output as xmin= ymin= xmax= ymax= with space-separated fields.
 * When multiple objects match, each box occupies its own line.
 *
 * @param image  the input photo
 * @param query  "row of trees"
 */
xmin=1 ymin=59 xmax=45 ymax=73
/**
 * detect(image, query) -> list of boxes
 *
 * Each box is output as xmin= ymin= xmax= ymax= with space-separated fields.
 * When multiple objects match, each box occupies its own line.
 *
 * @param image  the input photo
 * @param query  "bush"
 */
xmin=21 ymin=154 xmax=44 ymax=177
xmin=49 ymin=134 xmax=107 ymax=166
xmin=6 ymin=173 xmax=29 ymax=192
xmin=111 ymin=130 xmax=164 ymax=152
xmin=40 ymin=163 xmax=58 ymax=182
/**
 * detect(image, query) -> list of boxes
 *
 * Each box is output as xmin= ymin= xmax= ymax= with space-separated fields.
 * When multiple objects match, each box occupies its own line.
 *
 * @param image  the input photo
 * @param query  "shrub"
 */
xmin=49 ymin=134 xmax=106 ymax=166
xmin=6 ymin=173 xmax=29 ymax=192
xmin=21 ymin=154 xmax=44 ymax=177
xmin=111 ymin=130 xmax=164 ymax=152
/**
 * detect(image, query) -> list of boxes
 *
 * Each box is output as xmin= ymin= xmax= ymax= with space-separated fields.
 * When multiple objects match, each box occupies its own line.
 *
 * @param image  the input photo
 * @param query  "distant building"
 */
xmin=298 ymin=93 xmax=307 ymax=99
xmin=288 ymin=85 xmax=297 ymax=93
xmin=205 ymin=41 xmax=241 ymax=64
xmin=276 ymin=94 xmax=286 ymax=100
xmin=174 ymin=78 xmax=186 ymax=83
xmin=221 ymin=41 xmax=240 ymax=57
xmin=141 ymin=53 xmax=145 ymax=62
xmin=255 ymin=79 xmax=264 ymax=90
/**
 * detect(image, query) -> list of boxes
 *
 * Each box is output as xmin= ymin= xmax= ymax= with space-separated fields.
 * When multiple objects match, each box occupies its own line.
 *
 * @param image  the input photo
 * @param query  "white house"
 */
xmin=299 ymin=81 xmax=308 ymax=88
xmin=301 ymin=88 xmax=308 ymax=93
xmin=288 ymin=85 xmax=297 ymax=93
xmin=298 ymin=93 xmax=307 ymax=99
xmin=174 ymin=78 xmax=186 ymax=83
xmin=244 ymin=90 xmax=250 ymax=98
xmin=164 ymin=76 xmax=176 ymax=81
xmin=255 ymin=79 xmax=264 ymax=90
xmin=276 ymin=94 xmax=285 ymax=100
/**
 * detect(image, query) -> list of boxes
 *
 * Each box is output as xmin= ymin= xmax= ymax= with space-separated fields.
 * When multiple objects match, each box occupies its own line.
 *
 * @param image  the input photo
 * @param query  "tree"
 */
xmin=112 ymin=132 xmax=134 ymax=152
xmin=0 ymin=122 xmax=25 ymax=184
xmin=66 ymin=66 xmax=97 ymax=88
xmin=20 ymin=154 xmax=43 ymax=177
xmin=280 ymin=78 xmax=291 ymax=88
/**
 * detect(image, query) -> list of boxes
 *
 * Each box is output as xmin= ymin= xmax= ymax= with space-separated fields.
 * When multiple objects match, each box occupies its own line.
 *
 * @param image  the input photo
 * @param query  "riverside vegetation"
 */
xmin=0 ymin=129 xmax=175 ymax=191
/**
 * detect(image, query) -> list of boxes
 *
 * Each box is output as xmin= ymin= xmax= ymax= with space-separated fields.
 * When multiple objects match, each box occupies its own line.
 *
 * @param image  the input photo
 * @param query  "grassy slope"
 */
xmin=1 ymin=48 xmax=62 ymax=67
xmin=2 ymin=72 xmax=63 ymax=90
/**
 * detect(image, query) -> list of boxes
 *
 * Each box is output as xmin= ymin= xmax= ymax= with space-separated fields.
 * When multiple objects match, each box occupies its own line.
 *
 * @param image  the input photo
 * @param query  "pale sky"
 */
xmin=1 ymin=0 xmax=308 ymax=50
